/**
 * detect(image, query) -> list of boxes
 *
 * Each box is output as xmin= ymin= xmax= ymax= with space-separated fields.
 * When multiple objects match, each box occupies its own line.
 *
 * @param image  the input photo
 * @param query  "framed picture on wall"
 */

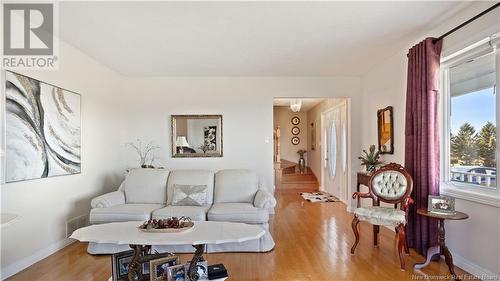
xmin=4 ymin=70 xmax=81 ymax=183
xmin=291 ymin=116 xmax=300 ymax=125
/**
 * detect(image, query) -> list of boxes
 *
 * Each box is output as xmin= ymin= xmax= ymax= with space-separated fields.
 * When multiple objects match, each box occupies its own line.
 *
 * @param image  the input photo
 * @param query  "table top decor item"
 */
xmin=138 ymin=217 xmax=194 ymax=233
xmin=358 ymin=145 xmax=382 ymax=173
xmin=427 ymin=195 xmax=456 ymax=215
xmin=208 ymin=264 xmax=228 ymax=280
xmin=150 ymin=256 xmax=180 ymax=281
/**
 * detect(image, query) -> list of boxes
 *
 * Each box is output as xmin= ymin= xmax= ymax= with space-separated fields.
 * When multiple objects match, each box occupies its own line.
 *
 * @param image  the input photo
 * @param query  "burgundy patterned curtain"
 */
xmin=404 ymin=38 xmax=443 ymax=255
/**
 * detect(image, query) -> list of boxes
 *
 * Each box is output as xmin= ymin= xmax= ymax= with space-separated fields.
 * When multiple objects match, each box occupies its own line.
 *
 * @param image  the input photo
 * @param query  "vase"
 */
xmin=366 ymin=164 xmax=376 ymax=173
xmin=298 ymin=157 xmax=306 ymax=173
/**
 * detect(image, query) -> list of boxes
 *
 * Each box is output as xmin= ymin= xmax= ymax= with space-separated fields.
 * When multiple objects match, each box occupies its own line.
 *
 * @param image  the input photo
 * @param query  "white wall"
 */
xmin=113 ymin=77 xmax=362 ymax=193
xmin=0 ymin=41 xmax=126 ymax=278
xmin=273 ymin=106 xmax=308 ymax=163
xmin=360 ymin=2 xmax=500 ymax=277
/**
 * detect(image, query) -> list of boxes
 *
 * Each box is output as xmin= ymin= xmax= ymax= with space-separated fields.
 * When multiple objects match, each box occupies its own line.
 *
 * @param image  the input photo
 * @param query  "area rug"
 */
xmin=299 ymin=191 xmax=340 ymax=203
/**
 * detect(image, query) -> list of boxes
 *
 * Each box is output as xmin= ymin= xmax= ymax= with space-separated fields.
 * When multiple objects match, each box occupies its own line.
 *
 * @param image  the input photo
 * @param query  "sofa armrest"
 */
xmin=91 ymin=191 xmax=125 ymax=208
xmin=253 ymin=189 xmax=277 ymax=209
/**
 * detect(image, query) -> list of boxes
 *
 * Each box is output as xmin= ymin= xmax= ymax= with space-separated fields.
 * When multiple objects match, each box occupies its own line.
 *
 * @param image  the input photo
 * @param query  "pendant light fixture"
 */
xmin=290 ymin=99 xmax=302 ymax=112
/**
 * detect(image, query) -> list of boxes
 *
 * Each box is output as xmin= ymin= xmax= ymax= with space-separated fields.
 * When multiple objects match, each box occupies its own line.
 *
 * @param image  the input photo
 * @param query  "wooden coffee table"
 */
xmin=71 ymin=221 xmax=265 ymax=281
xmin=414 ymin=208 xmax=469 ymax=281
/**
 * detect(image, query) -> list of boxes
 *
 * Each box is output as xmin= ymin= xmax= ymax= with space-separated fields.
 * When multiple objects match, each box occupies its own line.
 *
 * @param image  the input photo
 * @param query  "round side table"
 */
xmin=414 ymin=208 xmax=468 ymax=281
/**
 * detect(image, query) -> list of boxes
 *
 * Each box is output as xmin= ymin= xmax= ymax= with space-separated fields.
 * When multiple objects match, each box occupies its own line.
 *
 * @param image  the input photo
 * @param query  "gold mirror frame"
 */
xmin=377 ymin=106 xmax=394 ymax=154
xmin=171 ymin=115 xmax=223 ymax=158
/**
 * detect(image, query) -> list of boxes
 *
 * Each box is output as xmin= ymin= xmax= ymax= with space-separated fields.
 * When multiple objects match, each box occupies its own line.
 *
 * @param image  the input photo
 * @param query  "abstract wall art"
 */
xmin=4 ymin=71 xmax=81 ymax=183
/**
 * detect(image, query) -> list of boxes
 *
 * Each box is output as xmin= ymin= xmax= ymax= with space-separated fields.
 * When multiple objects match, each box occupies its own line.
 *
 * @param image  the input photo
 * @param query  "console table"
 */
xmin=356 ymin=172 xmax=371 ymax=192
xmin=71 ymin=221 xmax=264 ymax=281
xmin=414 ymin=209 xmax=469 ymax=281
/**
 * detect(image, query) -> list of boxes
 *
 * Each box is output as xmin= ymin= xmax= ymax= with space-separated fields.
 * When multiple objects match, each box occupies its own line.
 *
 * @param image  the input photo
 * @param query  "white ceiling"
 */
xmin=273 ymin=98 xmax=325 ymax=112
xmin=59 ymin=1 xmax=469 ymax=77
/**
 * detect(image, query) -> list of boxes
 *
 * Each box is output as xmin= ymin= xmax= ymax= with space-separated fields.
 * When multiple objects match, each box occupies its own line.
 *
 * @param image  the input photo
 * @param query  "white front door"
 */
xmin=321 ymin=102 xmax=348 ymax=202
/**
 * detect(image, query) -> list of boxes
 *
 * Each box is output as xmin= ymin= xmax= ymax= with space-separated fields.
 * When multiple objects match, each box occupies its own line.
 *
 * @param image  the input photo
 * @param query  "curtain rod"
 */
xmin=433 ymin=2 xmax=500 ymax=43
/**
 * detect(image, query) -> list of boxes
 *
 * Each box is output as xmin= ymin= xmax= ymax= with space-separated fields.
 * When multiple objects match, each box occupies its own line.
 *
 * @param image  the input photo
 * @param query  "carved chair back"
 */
xmin=368 ymin=163 xmax=413 ymax=209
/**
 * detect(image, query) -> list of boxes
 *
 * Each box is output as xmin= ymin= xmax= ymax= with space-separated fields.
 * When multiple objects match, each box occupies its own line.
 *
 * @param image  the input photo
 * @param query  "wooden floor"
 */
xmin=8 ymin=190 xmax=471 ymax=281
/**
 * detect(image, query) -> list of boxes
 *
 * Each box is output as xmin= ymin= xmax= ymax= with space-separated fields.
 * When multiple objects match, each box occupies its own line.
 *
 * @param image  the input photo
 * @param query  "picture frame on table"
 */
xmin=141 ymin=252 xmax=177 ymax=279
xmin=428 ymin=195 xmax=456 ymax=214
xmin=167 ymin=263 xmax=188 ymax=281
xmin=150 ymin=256 xmax=180 ymax=281
xmin=183 ymin=261 xmax=208 ymax=280
xmin=111 ymin=250 xmax=135 ymax=281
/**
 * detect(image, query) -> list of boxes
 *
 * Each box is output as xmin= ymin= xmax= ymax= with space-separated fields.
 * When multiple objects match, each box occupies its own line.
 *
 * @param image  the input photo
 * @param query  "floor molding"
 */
xmin=448 ymin=251 xmax=499 ymax=280
xmin=1 ymin=238 xmax=75 ymax=280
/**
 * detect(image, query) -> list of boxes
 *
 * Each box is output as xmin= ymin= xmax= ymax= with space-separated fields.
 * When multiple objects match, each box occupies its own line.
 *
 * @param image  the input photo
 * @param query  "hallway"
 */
xmin=273 ymin=98 xmax=349 ymax=201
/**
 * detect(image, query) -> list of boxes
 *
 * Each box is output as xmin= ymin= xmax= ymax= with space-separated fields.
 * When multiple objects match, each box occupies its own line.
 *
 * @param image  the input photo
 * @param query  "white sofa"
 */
xmin=87 ymin=168 xmax=276 ymax=254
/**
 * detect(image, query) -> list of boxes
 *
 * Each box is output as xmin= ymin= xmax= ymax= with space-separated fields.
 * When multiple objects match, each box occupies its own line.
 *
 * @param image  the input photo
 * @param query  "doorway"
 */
xmin=272 ymin=98 xmax=350 ymax=200
xmin=320 ymin=100 xmax=349 ymax=203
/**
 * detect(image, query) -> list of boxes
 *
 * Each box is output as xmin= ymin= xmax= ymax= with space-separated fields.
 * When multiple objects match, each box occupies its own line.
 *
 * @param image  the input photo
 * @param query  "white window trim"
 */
xmin=439 ymin=33 xmax=500 ymax=207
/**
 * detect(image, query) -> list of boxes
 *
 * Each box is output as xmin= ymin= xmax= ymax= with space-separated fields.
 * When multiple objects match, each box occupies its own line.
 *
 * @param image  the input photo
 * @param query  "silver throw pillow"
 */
xmin=171 ymin=184 xmax=208 ymax=206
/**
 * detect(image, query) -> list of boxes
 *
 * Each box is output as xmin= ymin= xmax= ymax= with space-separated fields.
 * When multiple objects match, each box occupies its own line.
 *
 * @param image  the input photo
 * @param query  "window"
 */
xmin=441 ymin=34 xmax=499 ymax=197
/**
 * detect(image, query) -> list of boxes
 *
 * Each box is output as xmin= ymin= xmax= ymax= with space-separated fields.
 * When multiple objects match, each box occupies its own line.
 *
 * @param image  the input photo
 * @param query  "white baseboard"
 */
xmin=1 ymin=238 xmax=75 ymax=280
xmin=448 ymin=251 xmax=499 ymax=280
xmin=346 ymin=205 xmax=353 ymax=213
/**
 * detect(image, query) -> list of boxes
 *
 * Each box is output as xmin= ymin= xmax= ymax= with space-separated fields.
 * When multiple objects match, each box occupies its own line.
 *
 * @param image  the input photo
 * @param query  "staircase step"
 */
xmin=275 ymin=161 xmax=318 ymax=189
xmin=277 ymin=182 xmax=319 ymax=190
xmin=283 ymin=174 xmax=316 ymax=181
xmin=282 ymin=180 xmax=318 ymax=184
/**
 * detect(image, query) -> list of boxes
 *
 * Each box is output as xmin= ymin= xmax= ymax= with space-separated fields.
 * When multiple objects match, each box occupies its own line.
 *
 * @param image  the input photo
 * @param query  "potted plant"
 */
xmin=297 ymin=149 xmax=307 ymax=173
xmin=358 ymin=145 xmax=382 ymax=173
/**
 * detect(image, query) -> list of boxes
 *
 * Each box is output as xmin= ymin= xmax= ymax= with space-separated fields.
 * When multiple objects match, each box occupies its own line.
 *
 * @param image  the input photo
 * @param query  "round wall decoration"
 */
xmin=291 ymin=116 xmax=300 ymax=125
xmin=291 ymin=137 xmax=300 ymax=145
xmin=291 ymin=127 xmax=300 ymax=135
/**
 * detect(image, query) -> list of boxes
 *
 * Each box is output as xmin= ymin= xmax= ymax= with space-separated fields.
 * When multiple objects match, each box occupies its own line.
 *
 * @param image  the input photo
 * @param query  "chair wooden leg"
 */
xmin=351 ymin=216 xmax=360 ymax=254
xmin=403 ymin=226 xmax=409 ymax=254
xmin=373 ymin=225 xmax=379 ymax=246
xmin=396 ymin=224 xmax=406 ymax=270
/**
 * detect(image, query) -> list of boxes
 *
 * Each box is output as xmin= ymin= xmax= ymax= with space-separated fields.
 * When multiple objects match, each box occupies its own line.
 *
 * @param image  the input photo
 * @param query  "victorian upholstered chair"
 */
xmin=350 ymin=163 xmax=414 ymax=270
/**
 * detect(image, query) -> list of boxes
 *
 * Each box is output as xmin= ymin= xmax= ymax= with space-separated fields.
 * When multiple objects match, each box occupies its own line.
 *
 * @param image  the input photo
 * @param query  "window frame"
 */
xmin=439 ymin=34 xmax=500 ymax=207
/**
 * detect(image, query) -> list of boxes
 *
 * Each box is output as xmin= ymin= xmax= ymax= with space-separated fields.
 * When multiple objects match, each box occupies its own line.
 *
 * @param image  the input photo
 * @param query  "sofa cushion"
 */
xmin=167 ymin=170 xmax=215 ymax=205
xmin=89 ymin=204 xmax=164 ymax=224
xmin=152 ymin=205 xmax=210 ymax=221
xmin=208 ymin=203 xmax=268 ymax=224
xmin=122 ymin=169 xmax=170 ymax=204
xmin=171 ymin=184 xmax=208 ymax=206
xmin=214 ymin=170 xmax=259 ymax=203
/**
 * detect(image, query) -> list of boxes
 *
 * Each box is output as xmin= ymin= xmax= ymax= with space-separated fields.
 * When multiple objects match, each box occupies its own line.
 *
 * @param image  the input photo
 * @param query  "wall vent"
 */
xmin=66 ymin=214 xmax=88 ymax=238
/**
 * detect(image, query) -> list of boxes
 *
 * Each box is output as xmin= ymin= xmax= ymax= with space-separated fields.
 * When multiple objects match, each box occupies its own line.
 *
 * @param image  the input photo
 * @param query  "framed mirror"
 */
xmin=377 ymin=106 xmax=394 ymax=154
xmin=171 ymin=115 xmax=223 ymax=158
